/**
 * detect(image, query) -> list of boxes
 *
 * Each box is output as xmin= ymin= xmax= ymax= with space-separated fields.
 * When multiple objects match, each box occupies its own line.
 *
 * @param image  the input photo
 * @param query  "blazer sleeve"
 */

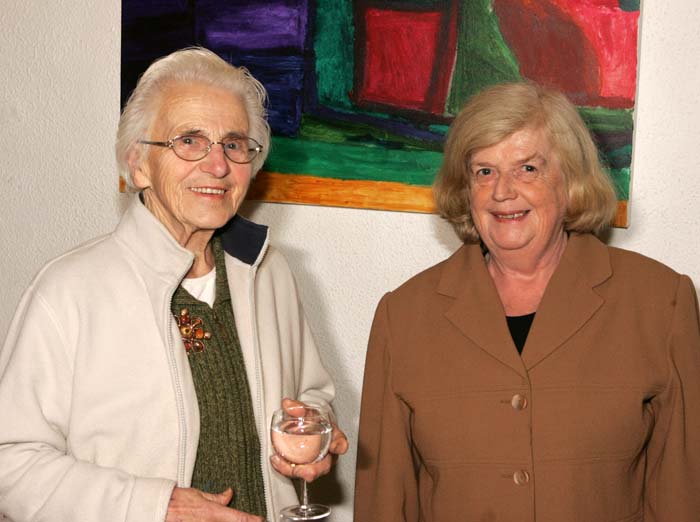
xmin=644 ymin=275 xmax=700 ymax=520
xmin=354 ymin=294 xmax=419 ymax=522
xmin=0 ymin=287 xmax=174 ymax=522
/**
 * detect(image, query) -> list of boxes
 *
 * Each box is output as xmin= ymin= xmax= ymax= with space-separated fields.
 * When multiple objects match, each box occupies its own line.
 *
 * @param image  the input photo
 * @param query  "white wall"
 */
xmin=1 ymin=1 xmax=699 ymax=521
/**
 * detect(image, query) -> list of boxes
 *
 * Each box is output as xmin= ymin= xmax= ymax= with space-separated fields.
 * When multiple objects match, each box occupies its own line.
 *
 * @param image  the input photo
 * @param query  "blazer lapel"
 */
xmin=440 ymin=244 xmax=527 ymax=378
xmin=521 ymin=234 xmax=612 ymax=370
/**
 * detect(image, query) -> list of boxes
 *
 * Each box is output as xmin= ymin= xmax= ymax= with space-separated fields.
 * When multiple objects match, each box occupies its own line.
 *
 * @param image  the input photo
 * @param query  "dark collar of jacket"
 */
xmin=438 ymin=233 xmax=613 ymax=378
xmin=217 ymin=212 xmax=268 ymax=267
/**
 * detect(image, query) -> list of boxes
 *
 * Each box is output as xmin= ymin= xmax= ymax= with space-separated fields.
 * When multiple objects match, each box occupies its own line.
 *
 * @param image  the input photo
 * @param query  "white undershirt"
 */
xmin=181 ymin=267 xmax=216 ymax=307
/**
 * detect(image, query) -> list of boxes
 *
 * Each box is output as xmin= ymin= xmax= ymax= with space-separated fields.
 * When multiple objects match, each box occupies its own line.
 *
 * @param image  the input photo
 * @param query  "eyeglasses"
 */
xmin=139 ymin=134 xmax=263 ymax=164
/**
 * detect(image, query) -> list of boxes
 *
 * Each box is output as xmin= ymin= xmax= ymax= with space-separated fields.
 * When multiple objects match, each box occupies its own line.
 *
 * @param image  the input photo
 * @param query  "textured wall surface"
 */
xmin=1 ymin=2 xmax=700 ymax=521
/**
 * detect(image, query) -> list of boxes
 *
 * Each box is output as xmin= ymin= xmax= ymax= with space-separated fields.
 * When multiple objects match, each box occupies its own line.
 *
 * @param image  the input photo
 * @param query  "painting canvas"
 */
xmin=122 ymin=0 xmax=640 ymax=226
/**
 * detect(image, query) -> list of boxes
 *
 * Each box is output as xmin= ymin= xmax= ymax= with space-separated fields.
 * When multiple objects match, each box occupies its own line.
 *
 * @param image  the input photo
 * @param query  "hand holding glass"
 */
xmin=270 ymin=403 xmax=333 ymax=520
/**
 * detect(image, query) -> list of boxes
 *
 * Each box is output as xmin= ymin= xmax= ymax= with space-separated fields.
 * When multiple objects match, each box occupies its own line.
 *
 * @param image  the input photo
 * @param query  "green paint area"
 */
xmin=447 ymin=0 xmax=521 ymax=114
xmin=267 ymin=129 xmax=629 ymax=198
xmin=314 ymin=1 xmax=354 ymax=110
xmin=266 ymin=138 xmax=441 ymax=187
xmin=578 ymin=107 xmax=634 ymax=177
xmin=618 ymin=0 xmax=640 ymax=12
xmin=579 ymin=107 xmax=634 ymax=133
xmin=609 ymin=167 xmax=630 ymax=200
xmin=605 ymin=144 xmax=632 ymax=170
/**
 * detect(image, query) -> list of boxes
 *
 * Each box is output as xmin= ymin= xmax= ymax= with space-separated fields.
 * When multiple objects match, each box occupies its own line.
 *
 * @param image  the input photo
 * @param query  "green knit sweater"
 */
xmin=171 ymin=237 xmax=266 ymax=518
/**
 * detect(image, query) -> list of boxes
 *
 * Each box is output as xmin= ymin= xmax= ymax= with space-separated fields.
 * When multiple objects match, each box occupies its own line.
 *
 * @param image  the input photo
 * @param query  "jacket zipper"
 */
xmin=249 ymin=240 xmax=272 ymax=516
xmin=165 ymin=288 xmax=188 ymax=486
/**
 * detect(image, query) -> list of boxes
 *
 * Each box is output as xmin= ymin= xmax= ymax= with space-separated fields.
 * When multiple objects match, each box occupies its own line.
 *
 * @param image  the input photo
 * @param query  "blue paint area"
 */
xmin=222 ymin=52 xmax=306 ymax=136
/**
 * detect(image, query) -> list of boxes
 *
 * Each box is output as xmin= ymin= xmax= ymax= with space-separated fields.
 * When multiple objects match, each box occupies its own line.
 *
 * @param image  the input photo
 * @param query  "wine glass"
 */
xmin=271 ymin=402 xmax=333 ymax=520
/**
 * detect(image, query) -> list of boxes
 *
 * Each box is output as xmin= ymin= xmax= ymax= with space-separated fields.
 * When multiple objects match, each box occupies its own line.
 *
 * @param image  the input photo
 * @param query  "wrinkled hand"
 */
xmin=270 ymin=398 xmax=349 ymax=483
xmin=166 ymin=487 xmax=264 ymax=522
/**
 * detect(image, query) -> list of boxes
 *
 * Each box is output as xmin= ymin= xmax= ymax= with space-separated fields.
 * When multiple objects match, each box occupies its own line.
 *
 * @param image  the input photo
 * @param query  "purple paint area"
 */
xmin=197 ymin=0 xmax=308 ymax=51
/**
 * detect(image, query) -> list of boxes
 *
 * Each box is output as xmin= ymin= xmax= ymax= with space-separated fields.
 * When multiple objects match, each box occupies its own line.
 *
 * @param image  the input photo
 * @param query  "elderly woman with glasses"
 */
xmin=354 ymin=82 xmax=700 ymax=522
xmin=0 ymin=47 xmax=347 ymax=522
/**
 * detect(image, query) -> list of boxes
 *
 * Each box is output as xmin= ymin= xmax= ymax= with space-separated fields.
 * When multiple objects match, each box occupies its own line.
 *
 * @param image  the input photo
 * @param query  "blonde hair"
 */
xmin=116 ymin=47 xmax=270 ymax=188
xmin=434 ymin=82 xmax=618 ymax=243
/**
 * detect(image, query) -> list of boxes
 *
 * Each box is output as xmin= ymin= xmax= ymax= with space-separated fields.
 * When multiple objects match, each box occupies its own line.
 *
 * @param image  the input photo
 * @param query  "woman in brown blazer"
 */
xmin=354 ymin=83 xmax=700 ymax=522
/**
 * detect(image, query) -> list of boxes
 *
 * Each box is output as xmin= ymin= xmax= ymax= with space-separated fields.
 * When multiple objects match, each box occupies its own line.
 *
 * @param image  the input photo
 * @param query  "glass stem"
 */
xmin=301 ymin=480 xmax=310 ymax=510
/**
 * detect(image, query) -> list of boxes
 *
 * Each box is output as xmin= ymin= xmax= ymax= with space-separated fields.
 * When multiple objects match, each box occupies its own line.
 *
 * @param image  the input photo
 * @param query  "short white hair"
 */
xmin=116 ymin=47 xmax=270 ymax=188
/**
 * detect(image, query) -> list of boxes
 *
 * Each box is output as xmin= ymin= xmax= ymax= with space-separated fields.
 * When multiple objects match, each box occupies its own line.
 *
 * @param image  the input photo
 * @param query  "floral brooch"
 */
xmin=175 ymin=307 xmax=212 ymax=355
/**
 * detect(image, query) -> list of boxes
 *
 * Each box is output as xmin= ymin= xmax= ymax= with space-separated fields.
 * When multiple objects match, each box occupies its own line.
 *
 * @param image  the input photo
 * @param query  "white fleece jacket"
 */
xmin=0 ymin=196 xmax=335 ymax=522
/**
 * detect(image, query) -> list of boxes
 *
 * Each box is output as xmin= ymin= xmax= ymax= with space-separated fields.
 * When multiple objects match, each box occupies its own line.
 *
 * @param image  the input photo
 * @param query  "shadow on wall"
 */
xmin=430 ymin=212 xmax=463 ymax=254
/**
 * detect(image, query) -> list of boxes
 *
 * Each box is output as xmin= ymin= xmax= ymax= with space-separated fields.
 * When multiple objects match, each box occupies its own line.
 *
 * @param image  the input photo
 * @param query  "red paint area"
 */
xmin=358 ymin=7 xmax=455 ymax=114
xmin=494 ymin=0 xmax=638 ymax=108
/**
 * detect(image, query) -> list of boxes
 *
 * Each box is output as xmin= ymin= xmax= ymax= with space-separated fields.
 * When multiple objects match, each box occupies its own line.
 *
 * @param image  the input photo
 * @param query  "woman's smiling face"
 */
xmin=468 ymin=126 xmax=568 ymax=260
xmin=132 ymin=81 xmax=253 ymax=245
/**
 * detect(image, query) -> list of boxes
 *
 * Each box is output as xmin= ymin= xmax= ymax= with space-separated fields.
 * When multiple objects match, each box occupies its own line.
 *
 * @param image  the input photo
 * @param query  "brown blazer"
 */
xmin=354 ymin=233 xmax=700 ymax=522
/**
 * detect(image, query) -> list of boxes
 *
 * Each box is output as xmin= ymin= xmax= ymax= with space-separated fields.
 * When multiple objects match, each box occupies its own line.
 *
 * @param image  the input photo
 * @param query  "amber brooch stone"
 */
xmin=175 ymin=307 xmax=212 ymax=354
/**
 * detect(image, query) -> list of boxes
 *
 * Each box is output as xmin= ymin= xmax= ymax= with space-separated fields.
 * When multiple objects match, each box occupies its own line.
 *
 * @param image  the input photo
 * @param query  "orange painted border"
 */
xmin=613 ymin=200 xmax=628 ymax=228
xmin=246 ymin=171 xmax=434 ymax=212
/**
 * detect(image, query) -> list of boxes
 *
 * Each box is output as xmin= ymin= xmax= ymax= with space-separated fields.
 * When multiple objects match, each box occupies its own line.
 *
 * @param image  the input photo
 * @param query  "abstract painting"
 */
xmin=122 ymin=0 xmax=640 ymax=226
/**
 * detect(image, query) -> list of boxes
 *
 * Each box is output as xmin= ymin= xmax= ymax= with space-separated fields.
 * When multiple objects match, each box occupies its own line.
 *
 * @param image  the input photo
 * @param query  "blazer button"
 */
xmin=511 ymin=394 xmax=528 ymax=410
xmin=513 ymin=470 xmax=530 ymax=485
